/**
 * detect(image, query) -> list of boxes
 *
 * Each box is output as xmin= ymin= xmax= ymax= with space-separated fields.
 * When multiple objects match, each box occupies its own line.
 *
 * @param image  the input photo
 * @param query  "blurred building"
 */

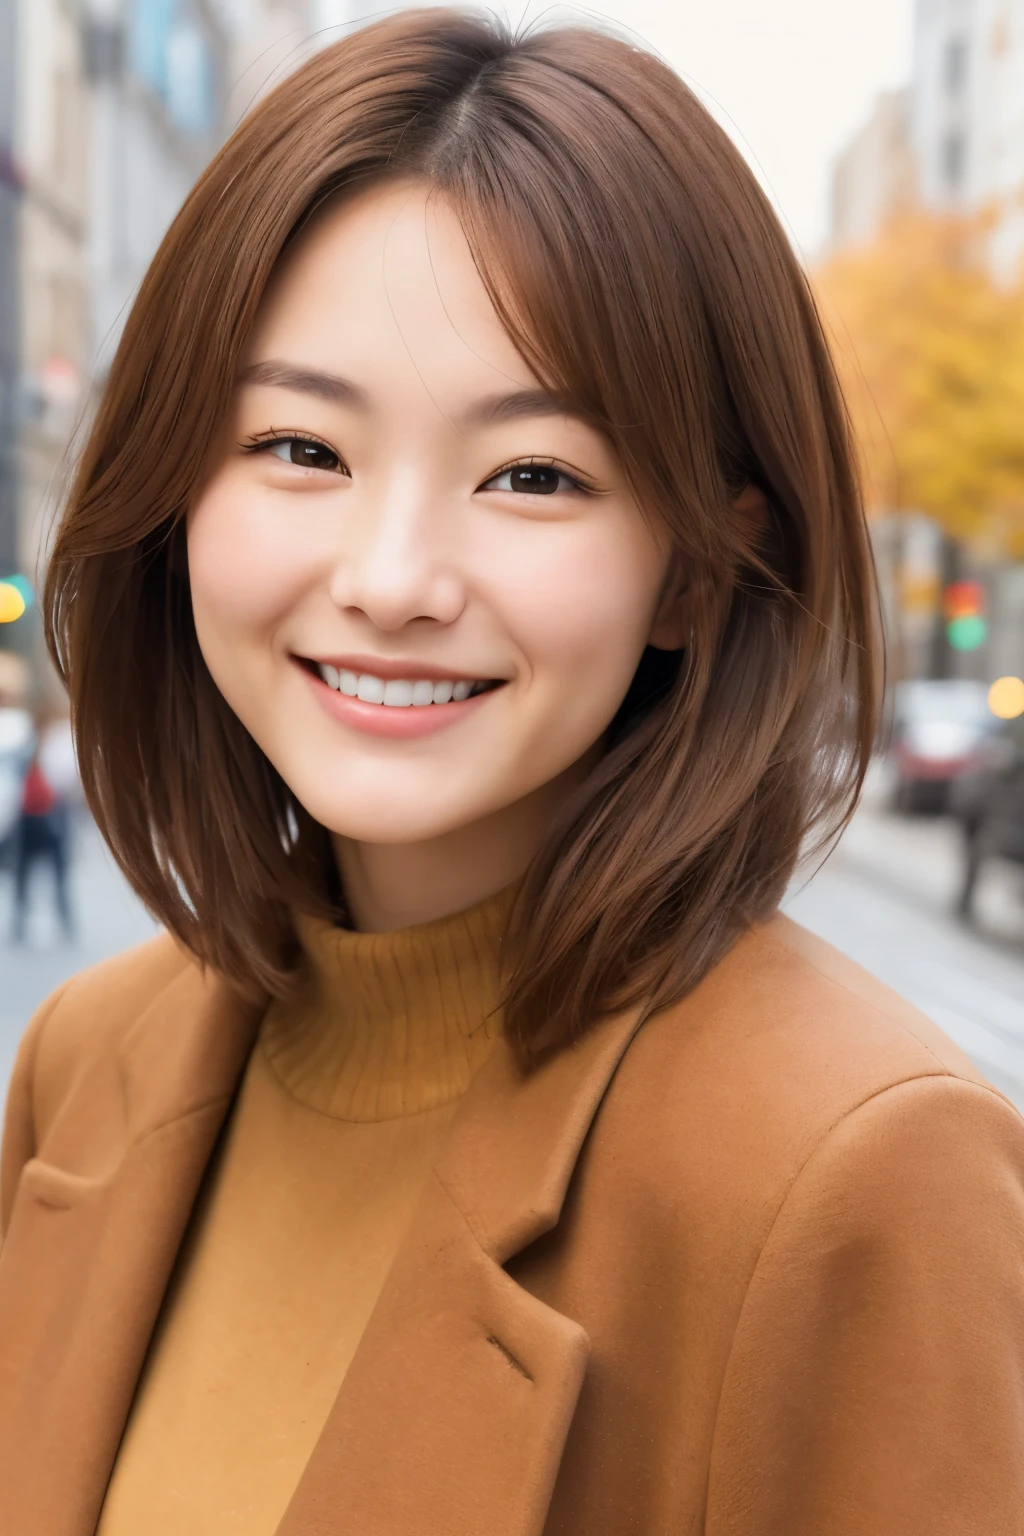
xmin=830 ymin=89 xmax=917 ymax=250
xmin=81 ymin=0 xmax=314 ymax=373
xmin=912 ymin=0 xmax=1024 ymax=280
xmin=85 ymin=1 xmax=237 ymax=375
xmin=226 ymin=2 xmax=316 ymax=125
xmin=0 ymin=0 xmax=20 ymax=580
xmin=831 ymin=2 xmax=1024 ymax=279
xmin=17 ymin=0 xmax=92 ymax=585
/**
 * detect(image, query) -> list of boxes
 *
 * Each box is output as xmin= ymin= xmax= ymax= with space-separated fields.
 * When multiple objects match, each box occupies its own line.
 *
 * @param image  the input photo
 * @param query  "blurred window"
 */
xmin=945 ymin=35 xmax=968 ymax=93
xmin=130 ymin=0 xmax=175 ymax=99
xmin=83 ymin=21 xmax=125 ymax=85
xmin=129 ymin=1 xmax=216 ymax=140
xmin=166 ymin=21 xmax=215 ymax=138
xmin=944 ymin=130 xmax=966 ymax=190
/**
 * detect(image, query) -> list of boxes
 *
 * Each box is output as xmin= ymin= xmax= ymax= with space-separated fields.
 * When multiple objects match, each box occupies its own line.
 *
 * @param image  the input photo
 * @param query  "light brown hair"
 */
xmin=45 ymin=9 xmax=879 ymax=1062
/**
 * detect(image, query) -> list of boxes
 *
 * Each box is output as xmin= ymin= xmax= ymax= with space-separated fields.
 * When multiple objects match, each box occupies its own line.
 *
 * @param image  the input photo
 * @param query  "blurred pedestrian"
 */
xmin=11 ymin=728 xmax=74 ymax=944
xmin=0 ymin=652 xmax=32 ymax=873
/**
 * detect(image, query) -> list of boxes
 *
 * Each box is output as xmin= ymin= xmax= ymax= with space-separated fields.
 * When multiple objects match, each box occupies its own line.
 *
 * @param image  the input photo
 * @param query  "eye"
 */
xmin=480 ymin=462 xmax=585 ymax=496
xmin=248 ymin=435 xmax=348 ymax=474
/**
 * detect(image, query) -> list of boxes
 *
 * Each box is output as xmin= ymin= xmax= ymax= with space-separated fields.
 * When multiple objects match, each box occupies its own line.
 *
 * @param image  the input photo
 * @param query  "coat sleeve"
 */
xmin=706 ymin=1073 xmax=1024 ymax=1535
xmin=0 ymin=984 xmax=69 ymax=1240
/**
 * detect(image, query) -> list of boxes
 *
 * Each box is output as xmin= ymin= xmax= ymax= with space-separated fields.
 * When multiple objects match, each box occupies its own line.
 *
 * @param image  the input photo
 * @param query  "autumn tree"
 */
xmin=814 ymin=211 xmax=1024 ymax=556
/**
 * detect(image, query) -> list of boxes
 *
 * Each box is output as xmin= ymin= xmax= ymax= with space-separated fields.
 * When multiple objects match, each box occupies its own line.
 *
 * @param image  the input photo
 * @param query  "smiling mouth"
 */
xmin=298 ymin=660 xmax=505 ymax=708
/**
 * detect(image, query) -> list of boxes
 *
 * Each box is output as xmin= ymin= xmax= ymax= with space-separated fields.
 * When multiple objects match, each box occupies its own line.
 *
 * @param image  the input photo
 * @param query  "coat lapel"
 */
xmin=278 ymin=1008 xmax=646 ymax=1536
xmin=0 ymin=946 xmax=645 ymax=1536
xmin=0 ymin=954 xmax=261 ymax=1536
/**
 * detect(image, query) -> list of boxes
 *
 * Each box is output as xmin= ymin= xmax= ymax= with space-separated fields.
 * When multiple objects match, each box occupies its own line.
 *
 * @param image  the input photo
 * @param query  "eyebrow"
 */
xmin=237 ymin=360 xmax=369 ymax=408
xmin=462 ymin=387 xmax=581 ymax=427
xmin=238 ymin=359 xmax=581 ymax=428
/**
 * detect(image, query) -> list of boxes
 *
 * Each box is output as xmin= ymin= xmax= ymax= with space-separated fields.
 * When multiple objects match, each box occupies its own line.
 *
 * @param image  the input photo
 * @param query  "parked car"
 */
xmin=951 ymin=713 xmax=1024 ymax=918
xmin=889 ymin=679 xmax=994 ymax=813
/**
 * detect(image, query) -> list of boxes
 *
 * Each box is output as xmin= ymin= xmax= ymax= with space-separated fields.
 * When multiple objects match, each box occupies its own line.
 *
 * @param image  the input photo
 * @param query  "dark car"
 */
xmin=890 ymin=679 xmax=994 ymax=813
xmin=951 ymin=713 xmax=1024 ymax=918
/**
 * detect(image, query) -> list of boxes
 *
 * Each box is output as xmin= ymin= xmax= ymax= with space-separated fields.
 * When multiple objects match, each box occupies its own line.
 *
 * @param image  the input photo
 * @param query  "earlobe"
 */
xmin=648 ymin=592 xmax=690 ymax=652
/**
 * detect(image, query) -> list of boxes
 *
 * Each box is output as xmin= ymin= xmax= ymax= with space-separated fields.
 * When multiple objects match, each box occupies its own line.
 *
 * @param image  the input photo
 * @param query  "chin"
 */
xmin=296 ymin=783 xmax=497 ymax=847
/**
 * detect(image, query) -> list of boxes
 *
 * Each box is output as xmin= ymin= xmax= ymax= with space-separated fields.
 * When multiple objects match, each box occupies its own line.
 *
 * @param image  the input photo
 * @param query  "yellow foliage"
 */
xmin=814 ymin=212 xmax=1024 ymax=555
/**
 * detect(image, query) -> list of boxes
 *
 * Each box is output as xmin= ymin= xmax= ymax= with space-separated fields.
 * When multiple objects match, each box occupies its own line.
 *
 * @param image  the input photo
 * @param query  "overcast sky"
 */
xmin=315 ymin=0 xmax=915 ymax=259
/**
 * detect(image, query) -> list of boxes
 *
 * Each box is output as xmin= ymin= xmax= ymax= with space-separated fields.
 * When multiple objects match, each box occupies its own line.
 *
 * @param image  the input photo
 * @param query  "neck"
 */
xmin=332 ymin=755 xmax=594 ymax=932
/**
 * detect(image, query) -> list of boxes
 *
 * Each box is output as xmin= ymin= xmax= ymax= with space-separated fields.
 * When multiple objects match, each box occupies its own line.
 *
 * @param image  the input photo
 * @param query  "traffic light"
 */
xmin=942 ymin=580 xmax=987 ymax=651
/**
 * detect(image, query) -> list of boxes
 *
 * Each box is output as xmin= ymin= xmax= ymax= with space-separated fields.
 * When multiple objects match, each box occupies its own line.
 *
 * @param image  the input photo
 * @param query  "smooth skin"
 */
xmin=188 ymin=179 xmax=685 ymax=931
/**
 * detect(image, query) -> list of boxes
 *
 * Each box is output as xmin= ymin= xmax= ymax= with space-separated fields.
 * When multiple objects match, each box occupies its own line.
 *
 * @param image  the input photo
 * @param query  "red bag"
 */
xmin=21 ymin=760 xmax=56 ymax=817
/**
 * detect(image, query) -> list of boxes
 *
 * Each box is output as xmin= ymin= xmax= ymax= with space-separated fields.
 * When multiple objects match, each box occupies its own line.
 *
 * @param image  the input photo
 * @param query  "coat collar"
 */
xmin=0 ymin=949 xmax=645 ymax=1536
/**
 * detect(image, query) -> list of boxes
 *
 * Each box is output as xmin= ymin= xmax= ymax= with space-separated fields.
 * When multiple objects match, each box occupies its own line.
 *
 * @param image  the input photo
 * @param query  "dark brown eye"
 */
xmin=509 ymin=464 xmax=560 ymax=494
xmin=268 ymin=437 xmax=343 ymax=472
xmin=483 ymin=462 xmax=580 ymax=495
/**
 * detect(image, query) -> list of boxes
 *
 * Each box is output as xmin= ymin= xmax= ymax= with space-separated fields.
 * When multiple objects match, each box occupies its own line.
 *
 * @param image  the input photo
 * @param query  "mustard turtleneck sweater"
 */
xmin=98 ymin=890 xmax=509 ymax=1536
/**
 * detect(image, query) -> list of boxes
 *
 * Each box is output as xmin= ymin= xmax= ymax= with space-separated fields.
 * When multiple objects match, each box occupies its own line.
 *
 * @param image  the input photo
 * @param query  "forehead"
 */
xmin=246 ymin=178 xmax=539 ymax=400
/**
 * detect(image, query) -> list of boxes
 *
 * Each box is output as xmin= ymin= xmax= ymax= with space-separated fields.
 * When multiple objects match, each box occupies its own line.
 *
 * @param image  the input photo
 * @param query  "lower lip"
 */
xmin=300 ymin=665 xmax=502 ymax=739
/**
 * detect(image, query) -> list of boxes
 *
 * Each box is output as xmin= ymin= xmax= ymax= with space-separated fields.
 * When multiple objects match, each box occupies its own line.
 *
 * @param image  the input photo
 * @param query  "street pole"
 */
xmin=0 ymin=0 xmax=21 ymax=579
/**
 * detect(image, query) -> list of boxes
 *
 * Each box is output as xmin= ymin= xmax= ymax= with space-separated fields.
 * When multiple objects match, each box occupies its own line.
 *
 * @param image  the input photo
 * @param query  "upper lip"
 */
xmin=296 ymin=653 xmax=504 ymax=684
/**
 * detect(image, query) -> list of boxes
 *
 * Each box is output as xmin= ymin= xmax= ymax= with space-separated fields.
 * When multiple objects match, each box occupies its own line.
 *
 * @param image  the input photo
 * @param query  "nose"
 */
xmin=327 ymin=471 xmax=465 ymax=633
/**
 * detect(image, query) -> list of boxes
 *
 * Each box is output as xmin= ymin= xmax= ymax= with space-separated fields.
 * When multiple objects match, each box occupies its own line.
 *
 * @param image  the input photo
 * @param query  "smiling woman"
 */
xmin=2 ymin=9 xmax=1024 ymax=1536
xmin=187 ymin=180 xmax=678 ymax=908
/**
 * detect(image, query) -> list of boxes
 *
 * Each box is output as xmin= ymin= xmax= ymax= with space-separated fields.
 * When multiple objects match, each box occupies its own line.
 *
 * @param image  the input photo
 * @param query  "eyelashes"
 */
xmin=240 ymin=434 xmax=598 ymax=496
xmin=242 ymin=432 xmax=348 ymax=475
xmin=478 ymin=458 xmax=592 ymax=496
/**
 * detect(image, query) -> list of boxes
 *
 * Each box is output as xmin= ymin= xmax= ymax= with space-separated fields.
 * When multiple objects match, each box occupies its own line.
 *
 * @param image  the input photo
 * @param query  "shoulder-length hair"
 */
xmin=46 ymin=8 xmax=879 ymax=1063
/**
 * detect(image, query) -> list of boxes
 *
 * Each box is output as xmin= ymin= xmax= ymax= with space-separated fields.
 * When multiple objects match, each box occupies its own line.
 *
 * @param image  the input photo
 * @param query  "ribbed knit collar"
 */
xmin=258 ymin=886 xmax=514 ymax=1122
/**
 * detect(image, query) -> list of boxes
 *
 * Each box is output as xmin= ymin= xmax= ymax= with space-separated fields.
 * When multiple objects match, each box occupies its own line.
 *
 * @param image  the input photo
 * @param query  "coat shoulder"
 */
xmin=4 ymin=932 xmax=260 ymax=1181
xmin=632 ymin=910 xmax=999 ymax=1121
xmin=26 ymin=933 xmax=200 ymax=1104
xmin=591 ymin=913 xmax=1018 ymax=1239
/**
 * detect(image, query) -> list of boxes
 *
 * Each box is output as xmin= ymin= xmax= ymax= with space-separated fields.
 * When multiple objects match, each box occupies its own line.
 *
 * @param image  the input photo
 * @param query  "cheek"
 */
xmin=487 ymin=516 xmax=666 ymax=697
xmin=187 ymin=477 xmax=313 ymax=638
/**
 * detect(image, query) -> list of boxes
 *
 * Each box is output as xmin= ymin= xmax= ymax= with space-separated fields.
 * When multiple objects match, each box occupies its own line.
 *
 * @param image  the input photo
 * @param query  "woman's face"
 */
xmin=188 ymin=180 xmax=678 ymax=848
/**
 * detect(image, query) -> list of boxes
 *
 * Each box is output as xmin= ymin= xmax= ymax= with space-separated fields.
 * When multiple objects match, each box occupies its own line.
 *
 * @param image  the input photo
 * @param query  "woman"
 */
xmin=2 ymin=11 xmax=1023 ymax=1534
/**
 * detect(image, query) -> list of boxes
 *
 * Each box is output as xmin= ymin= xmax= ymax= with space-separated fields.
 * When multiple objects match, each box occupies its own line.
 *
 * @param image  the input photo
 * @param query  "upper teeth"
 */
xmin=317 ymin=666 xmax=485 ymax=706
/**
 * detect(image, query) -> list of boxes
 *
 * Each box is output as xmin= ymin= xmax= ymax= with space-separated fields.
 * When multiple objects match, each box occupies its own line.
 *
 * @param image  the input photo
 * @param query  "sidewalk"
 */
xmin=834 ymin=796 xmax=1024 ymax=945
xmin=787 ymin=779 xmax=1024 ymax=1111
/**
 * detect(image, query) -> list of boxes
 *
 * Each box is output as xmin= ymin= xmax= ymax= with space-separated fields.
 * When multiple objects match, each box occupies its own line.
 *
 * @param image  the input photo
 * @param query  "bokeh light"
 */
xmin=3 ymin=575 xmax=33 ymax=609
xmin=0 ymin=582 xmax=26 ymax=624
xmin=989 ymin=675 xmax=1024 ymax=720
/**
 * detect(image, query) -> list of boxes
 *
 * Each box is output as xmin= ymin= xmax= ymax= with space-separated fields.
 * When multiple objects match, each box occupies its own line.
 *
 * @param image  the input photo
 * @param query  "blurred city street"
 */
xmin=3 ymin=786 xmax=1024 ymax=1112
xmin=0 ymin=812 xmax=156 ymax=1092
xmin=786 ymin=785 xmax=1024 ymax=1113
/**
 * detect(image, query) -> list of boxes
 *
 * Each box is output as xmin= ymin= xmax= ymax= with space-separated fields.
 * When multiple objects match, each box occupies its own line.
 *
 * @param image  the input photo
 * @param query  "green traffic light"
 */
xmin=947 ymin=614 xmax=988 ymax=651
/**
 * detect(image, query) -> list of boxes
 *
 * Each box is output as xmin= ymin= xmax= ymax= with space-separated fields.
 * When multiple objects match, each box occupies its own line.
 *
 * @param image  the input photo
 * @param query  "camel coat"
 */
xmin=2 ymin=912 xmax=1024 ymax=1535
